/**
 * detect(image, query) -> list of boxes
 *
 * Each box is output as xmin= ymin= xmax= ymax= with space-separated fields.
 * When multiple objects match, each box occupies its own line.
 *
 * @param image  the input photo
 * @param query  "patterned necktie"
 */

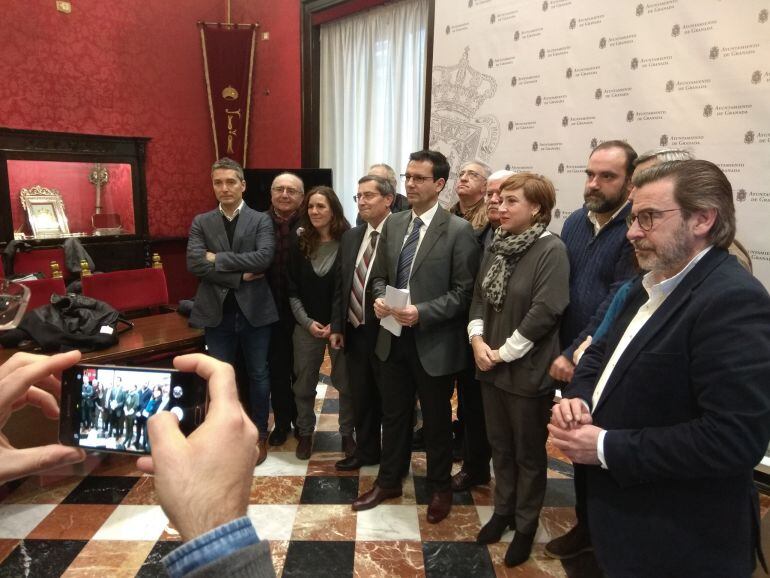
xmin=348 ymin=231 xmax=379 ymax=327
xmin=395 ymin=217 xmax=423 ymax=289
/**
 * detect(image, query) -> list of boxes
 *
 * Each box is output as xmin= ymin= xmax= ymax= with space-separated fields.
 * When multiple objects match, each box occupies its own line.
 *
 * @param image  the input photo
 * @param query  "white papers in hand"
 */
xmin=381 ymin=285 xmax=409 ymax=336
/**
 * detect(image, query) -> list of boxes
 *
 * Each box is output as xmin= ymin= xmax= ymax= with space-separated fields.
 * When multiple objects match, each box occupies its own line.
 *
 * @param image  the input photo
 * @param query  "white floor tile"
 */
xmin=253 ymin=452 xmax=310 ymax=477
xmin=356 ymin=505 xmax=421 ymax=541
xmin=0 ymin=504 xmax=56 ymax=539
xmin=92 ymin=505 xmax=169 ymax=541
xmin=475 ymin=505 xmax=514 ymax=543
xmin=247 ymin=504 xmax=298 ymax=540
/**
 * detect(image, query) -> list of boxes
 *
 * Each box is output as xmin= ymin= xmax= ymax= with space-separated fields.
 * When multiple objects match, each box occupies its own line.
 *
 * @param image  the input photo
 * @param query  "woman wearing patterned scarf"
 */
xmin=467 ymin=172 xmax=570 ymax=568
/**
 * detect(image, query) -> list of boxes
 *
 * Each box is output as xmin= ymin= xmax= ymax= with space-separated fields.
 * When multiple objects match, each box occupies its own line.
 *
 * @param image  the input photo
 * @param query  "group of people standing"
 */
xmin=79 ymin=377 xmax=167 ymax=452
xmin=186 ymin=142 xmax=770 ymax=574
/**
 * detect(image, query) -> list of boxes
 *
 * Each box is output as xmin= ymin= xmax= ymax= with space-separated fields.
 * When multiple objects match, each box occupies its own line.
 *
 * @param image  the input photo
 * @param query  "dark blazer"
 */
xmin=566 ymin=248 xmax=770 ymax=577
xmin=331 ymin=224 xmax=378 ymax=338
xmin=187 ymin=204 xmax=278 ymax=329
xmin=370 ymin=206 xmax=480 ymax=376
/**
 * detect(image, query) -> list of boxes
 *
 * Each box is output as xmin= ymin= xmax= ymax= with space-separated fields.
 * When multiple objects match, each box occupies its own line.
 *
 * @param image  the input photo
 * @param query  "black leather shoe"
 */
xmin=476 ymin=513 xmax=515 ymax=544
xmin=451 ymin=469 xmax=491 ymax=492
xmin=352 ymin=484 xmax=402 ymax=511
xmin=341 ymin=434 xmax=356 ymax=458
xmin=335 ymin=456 xmax=378 ymax=471
xmin=544 ymin=523 xmax=592 ymax=559
xmin=426 ymin=490 xmax=453 ymax=524
xmin=268 ymin=427 xmax=289 ymax=446
xmin=411 ymin=427 xmax=425 ymax=450
xmin=295 ymin=434 xmax=313 ymax=460
xmin=505 ymin=531 xmax=535 ymax=567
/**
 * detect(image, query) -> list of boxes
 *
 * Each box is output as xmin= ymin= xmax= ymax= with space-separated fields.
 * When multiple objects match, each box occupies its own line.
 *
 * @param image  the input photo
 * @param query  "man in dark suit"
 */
xmin=330 ymin=175 xmax=394 ymax=470
xmin=187 ymin=157 xmax=278 ymax=465
xmin=549 ymin=160 xmax=770 ymax=577
xmin=265 ymin=172 xmax=304 ymax=447
xmin=545 ymin=140 xmax=637 ymax=559
xmin=448 ymin=159 xmax=493 ymax=492
xmin=352 ymin=150 xmax=480 ymax=523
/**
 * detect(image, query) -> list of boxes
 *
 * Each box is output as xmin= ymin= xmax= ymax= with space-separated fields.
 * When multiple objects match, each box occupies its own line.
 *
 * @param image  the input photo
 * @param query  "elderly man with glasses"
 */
xmin=451 ymin=160 xmax=492 ymax=235
xmin=265 ymin=172 xmax=305 ymax=447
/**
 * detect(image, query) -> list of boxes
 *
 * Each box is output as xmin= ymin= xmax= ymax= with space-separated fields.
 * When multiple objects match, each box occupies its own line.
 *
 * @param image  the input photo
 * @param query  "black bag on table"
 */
xmin=0 ymin=294 xmax=133 ymax=352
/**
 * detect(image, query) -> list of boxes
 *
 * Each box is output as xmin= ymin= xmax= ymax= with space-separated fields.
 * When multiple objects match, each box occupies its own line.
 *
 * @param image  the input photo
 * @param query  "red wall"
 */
xmin=0 ymin=0 xmax=302 ymax=238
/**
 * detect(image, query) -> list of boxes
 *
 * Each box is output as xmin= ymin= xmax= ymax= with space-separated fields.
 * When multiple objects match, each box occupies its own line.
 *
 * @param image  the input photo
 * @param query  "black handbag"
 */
xmin=0 ymin=293 xmax=133 ymax=352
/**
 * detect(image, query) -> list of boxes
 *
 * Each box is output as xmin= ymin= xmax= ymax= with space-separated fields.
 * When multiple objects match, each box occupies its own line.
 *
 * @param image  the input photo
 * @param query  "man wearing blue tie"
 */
xmin=352 ymin=150 xmax=480 ymax=523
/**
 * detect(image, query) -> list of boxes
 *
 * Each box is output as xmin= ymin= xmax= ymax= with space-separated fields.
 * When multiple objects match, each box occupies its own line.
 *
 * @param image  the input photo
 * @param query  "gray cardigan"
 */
xmin=469 ymin=233 xmax=570 ymax=397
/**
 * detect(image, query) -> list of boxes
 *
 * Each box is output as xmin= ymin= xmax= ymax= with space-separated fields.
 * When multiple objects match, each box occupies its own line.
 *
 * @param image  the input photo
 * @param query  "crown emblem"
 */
xmin=222 ymin=85 xmax=239 ymax=100
xmin=432 ymin=47 xmax=497 ymax=118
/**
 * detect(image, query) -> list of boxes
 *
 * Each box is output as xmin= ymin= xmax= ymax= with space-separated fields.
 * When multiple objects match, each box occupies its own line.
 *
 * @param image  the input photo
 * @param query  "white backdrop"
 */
xmin=429 ymin=0 xmax=770 ymax=289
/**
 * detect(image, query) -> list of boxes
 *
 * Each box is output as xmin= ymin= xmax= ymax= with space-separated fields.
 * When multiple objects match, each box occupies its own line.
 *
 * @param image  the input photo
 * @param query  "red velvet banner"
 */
xmin=200 ymin=24 xmax=257 ymax=165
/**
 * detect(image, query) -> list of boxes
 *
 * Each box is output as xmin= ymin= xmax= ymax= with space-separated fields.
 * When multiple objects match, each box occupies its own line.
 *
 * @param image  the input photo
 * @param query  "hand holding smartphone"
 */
xmin=59 ymin=364 xmax=207 ymax=455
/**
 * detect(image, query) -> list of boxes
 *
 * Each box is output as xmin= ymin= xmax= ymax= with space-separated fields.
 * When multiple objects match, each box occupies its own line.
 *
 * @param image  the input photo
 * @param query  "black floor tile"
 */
xmin=0 ymin=539 xmax=86 ymax=578
xmin=423 ymin=541 xmax=494 ymax=578
xmin=282 ymin=540 xmax=354 ymax=577
xmin=135 ymin=541 xmax=179 ymax=577
xmin=413 ymin=476 xmax=474 ymax=505
xmin=543 ymin=478 xmax=576 ymax=507
xmin=311 ymin=431 xmax=342 ymax=452
xmin=61 ymin=476 xmax=139 ymax=504
xmin=300 ymin=476 xmax=359 ymax=504
xmin=321 ymin=398 xmax=340 ymax=414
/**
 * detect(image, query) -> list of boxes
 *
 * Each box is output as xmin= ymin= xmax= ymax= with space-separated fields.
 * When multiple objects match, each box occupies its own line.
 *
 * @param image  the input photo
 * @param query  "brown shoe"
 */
xmin=341 ymin=434 xmax=356 ymax=458
xmin=256 ymin=438 xmax=268 ymax=466
xmin=451 ymin=469 xmax=491 ymax=492
xmin=352 ymin=484 xmax=402 ymax=511
xmin=296 ymin=434 xmax=313 ymax=460
xmin=426 ymin=490 xmax=452 ymax=524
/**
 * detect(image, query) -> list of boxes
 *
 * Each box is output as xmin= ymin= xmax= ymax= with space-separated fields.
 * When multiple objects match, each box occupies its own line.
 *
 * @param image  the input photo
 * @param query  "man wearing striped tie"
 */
xmin=330 ymin=174 xmax=395 ymax=471
xmin=352 ymin=150 xmax=480 ymax=523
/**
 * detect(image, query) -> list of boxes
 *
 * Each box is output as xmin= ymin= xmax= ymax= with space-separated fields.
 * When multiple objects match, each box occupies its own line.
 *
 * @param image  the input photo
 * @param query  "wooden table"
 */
xmin=2 ymin=312 xmax=204 ymax=448
xmin=0 ymin=311 xmax=204 ymax=365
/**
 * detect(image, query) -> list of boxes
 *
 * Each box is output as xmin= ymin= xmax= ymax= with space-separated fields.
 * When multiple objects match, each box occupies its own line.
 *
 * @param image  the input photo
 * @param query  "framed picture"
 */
xmin=19 ymin=185 xmax=70 ymax=238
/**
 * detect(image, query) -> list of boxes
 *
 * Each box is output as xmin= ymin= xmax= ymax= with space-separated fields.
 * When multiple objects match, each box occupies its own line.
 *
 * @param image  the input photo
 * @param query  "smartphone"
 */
xmin=60 ymin=364 xmax=207 ymax=455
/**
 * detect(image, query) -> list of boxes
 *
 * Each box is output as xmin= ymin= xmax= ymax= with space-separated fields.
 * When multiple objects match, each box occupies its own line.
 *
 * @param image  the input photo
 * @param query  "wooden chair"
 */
xmin=80 ymin=254 xmax=169 ymax=315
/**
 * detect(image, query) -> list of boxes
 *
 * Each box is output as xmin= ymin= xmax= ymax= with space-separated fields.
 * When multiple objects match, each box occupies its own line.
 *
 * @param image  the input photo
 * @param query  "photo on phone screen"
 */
xmin=60 ymin=364 xmax=207 ymax=455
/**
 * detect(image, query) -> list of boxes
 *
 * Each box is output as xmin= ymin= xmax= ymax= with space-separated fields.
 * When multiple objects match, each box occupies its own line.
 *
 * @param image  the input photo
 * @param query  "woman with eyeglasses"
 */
xmin=288 ymin=186 xmax=353 ymax=460
xmin=467 ymin=172 xmax=569 ymax=568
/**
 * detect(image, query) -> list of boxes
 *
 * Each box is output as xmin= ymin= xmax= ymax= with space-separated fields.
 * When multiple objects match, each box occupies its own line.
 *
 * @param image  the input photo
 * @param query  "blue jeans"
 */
xmin=205 ymin=308 xmax=271 ymax=434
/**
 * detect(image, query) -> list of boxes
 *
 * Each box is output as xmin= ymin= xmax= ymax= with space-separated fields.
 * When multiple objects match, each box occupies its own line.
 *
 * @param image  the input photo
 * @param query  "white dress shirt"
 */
xmin=595 ymin=246 xmax=713 ymax=468
xmin=354 ymin=215 xmax=389 ymax=315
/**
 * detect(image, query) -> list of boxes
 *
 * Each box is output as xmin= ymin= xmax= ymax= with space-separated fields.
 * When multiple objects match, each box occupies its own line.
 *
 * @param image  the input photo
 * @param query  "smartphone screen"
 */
xmin=60 ymin=364 xmax=207 ymax=455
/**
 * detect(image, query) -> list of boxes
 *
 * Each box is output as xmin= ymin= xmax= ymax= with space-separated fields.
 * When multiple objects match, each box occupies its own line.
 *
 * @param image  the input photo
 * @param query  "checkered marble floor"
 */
xmin=3 ymin=372 xmax=765 ymax=577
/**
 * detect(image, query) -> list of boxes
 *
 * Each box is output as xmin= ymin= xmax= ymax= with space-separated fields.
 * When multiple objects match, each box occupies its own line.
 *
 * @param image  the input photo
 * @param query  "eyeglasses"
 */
xmin=400 ymin=173 xmax=436 ymax=184
xmin=626 ymin=208 xmax=682 ymax=231
xmin=458 ymin=169 xmax=486 ymax=181
xmin=271 ymin=185 xmax=302 ymax=196
xmin=353 ymin=192 xmax=382 ymax=202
